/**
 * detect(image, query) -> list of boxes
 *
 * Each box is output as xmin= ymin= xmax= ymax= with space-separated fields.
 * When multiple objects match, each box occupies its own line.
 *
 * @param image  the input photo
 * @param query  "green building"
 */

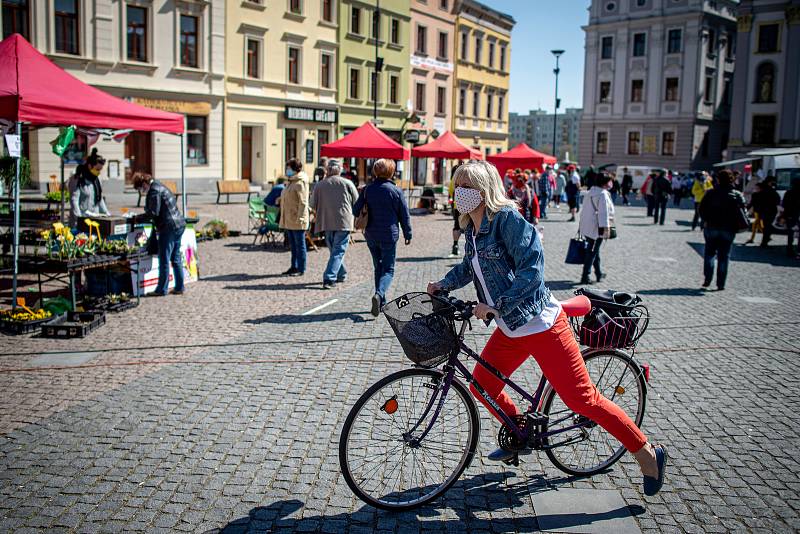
xmin=337 ymin=0 xmax=411 ymax=142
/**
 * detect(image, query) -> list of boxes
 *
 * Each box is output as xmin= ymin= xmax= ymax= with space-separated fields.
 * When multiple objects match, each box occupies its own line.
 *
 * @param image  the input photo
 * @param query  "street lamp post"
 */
xmin=373 ymin=0 xmax=382 ymax=122
xmin=551 ymin=49 xmax=564 ymax=162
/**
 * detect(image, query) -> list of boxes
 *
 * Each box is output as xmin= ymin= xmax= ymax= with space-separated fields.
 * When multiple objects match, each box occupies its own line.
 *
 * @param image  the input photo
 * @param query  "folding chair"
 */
xmin=254 ymin=205 xmax=281 ymax=246
xmin=248 ymin=197 xmax=266 ymax=235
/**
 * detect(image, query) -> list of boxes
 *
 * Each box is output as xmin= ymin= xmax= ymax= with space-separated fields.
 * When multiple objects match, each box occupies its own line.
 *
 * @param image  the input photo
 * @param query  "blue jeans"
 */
xmin=366 ymin=239 xmax=397 ymax=304
xmin=287 ymin=230 xmax=307 ymax=273
xmin=155 ymin=228 xmax=185 ymax=295
xmin=324 ymin=230 xmax=350 ymax=283
xmin=703 ymin=228 xmax=735 ymax=289
xmin=539 ymin=193 xmax=549 ymax=218
xmin=653 ymin=197 xmax=668 ymax=225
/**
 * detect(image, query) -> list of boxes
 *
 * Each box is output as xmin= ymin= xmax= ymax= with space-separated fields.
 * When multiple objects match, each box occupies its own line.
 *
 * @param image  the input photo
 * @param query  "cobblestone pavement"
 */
xmin=1 ymin=199 xmax=799 ymax=532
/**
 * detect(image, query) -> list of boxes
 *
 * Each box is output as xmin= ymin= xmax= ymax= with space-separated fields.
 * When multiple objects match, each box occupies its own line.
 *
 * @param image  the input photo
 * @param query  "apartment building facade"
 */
xmin=727 ymin=0 xmax=800 ymax=164
xmin=224 ymin=0 xmax=338 ymax=184
xmin=578 ymin=0 xmax=737 ymax=172
xmin=1 ymin=0 xmax=225 ymax=191
xmin=509 ymin=108 xmax=583 ymax=161
xmin=452 ymin=0 xmax=514 ymax=159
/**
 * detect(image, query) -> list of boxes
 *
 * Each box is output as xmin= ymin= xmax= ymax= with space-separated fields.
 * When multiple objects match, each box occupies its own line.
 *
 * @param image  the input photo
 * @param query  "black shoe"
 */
xmin=171 ymin=289 xmax=184 ymax=295
xmin=568 ymin=216 xmax=575 ymax=222
xmin=282 ymin=267 xmax=299 ymax=275
xmin=322 ymin=282 xmax=335 ymax=290
xmin=596 ymin=273 xmax=605 ymax=283
xmin=451 ymin=244 xmax=459 ymax=256
xmin=289 ymin=271 xmax=304 ymax=277
xmin=716 ymin=286 xmax=725 ymax=291
xmin=371 ymin=294 xmax=381 ymax=317
xmin=580 ymin=277 xmax=592 ymax=285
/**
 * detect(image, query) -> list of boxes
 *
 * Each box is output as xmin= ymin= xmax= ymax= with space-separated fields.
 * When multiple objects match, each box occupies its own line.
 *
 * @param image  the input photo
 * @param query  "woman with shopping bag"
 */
xmin=578 ymin=172 xmax=615 ymax=284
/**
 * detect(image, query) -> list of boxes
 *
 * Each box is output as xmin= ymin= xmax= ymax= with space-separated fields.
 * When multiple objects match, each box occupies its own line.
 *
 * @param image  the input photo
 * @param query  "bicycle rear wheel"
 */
xmin=339 ymin=368 xmax=479 ymax=511
xmin=541 ymin=349 xmax=647 ymax=476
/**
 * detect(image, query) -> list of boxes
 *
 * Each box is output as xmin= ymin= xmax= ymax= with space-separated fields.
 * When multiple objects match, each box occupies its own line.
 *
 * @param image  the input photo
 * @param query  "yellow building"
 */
xmin=452 ymin=0 xmax=515 ymax=158
xmin=224 ymin=1 xmax=339 ymax=184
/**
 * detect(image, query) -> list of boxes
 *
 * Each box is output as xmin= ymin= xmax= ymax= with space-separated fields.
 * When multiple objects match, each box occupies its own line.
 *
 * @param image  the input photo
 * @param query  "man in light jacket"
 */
xmin=311 ymin=160 xmax=359 ymax=289
xmin=578 ymin=173 xmax=615 ymax=284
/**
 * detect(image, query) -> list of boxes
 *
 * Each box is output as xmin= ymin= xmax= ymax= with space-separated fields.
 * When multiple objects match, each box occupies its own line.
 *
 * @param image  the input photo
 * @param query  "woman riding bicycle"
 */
xmin=427 ymin=161 xmax=667 ymax=496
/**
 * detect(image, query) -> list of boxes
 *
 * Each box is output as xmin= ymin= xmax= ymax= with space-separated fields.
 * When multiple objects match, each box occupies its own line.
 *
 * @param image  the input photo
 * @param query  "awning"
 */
xmin=410 ymin=131 xmax=483 ymax=160
xmin=713 ymin=157 xmax=759 ymax=168
xmin=746 ymin=147 xmax=800 ymax=157
xmin=486 ymin=143 xmax=557 ymax=175
xmin=321 ymin=121 xmax=410 ymax=160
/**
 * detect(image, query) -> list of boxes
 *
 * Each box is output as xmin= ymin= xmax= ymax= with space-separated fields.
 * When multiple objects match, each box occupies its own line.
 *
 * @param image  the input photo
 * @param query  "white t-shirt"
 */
xmin=470 ymin=233 xmax=561 ymax=338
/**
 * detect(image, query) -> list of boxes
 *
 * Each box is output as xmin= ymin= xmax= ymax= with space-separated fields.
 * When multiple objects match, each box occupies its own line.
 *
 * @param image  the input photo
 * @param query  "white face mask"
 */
xmin=454 ymin=186 xmax=483 ymax=214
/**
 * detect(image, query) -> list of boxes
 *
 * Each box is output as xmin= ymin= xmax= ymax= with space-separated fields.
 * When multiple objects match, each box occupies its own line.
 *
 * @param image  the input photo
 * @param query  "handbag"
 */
xmin=354 ymin=190 xmax=369 ymax=231
xmin=565 ymin=233 xmax=587 ymax=264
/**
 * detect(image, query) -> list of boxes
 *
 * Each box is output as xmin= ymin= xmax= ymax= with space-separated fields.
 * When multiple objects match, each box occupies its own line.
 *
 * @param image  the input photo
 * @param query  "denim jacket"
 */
xmin=437 ymin=206 xmax=551 ymax=331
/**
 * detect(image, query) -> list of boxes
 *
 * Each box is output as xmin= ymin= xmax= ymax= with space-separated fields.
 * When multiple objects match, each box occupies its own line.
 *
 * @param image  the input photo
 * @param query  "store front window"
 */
xmin=2 ymin=0 xmax=29 ymax=40
xmin=186 ymin=115 xmax=207 ymax=165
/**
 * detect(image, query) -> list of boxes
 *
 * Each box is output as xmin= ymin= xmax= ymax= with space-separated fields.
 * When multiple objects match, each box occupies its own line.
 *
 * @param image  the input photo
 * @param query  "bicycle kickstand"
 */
xmin=502 ymin=453 xmax=520 ymax=467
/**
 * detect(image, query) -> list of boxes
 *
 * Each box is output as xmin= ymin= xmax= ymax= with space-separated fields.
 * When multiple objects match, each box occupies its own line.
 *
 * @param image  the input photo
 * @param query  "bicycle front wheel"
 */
xmin=339 ymin=368 xmax=480 ymax=511
xmin=541 ymin=349 xmax=647 ymax=476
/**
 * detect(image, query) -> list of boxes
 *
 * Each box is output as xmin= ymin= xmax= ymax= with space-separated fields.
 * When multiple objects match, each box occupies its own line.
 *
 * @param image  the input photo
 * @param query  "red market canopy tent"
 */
xmin=410 ymin=131 xmax=483 ymax=160
xmin=321 ymin=121 xmax=410 ymax=160
xmin=487 ymin=143 xmax=557 ymax=175
xmin=0 ymin=34 xmax=185 ymax=308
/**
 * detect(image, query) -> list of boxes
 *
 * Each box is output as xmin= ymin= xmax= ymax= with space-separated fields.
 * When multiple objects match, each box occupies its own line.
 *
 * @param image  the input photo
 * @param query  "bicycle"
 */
xmin=339 ymin=290 xmax=650 ymax=511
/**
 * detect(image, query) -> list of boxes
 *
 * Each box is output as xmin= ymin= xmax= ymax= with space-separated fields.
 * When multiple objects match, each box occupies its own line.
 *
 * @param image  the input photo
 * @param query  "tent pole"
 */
xmin=11 ymin=122 xmax=21 ymax=309
xmin=60 ymin=157 xmax=65 ymax=224
xmin=180 ymin=133 xmax=186 ymax=215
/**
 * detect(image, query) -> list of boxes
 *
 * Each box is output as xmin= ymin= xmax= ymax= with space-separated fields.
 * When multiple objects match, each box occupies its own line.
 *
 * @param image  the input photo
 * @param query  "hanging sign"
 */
xmin=284 ymin=106 xmax=337 ymax=123
xmin=4 ymin=134 xmax=20 ymax=157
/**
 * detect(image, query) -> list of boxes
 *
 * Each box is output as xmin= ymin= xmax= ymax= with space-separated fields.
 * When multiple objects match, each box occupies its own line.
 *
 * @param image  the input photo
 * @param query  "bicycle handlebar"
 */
xmin=432 ymin=290 xmax=494 ymax=322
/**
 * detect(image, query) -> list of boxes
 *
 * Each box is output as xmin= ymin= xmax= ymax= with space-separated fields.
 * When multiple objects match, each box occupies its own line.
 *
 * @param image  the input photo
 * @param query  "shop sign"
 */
xmin=404 ymin=130 xmax=421 ymax=143
xmin=132 ymin=97 xmax=211 ymax=115
xmin=284 ymin=106 xmax=337 ymax=123
xmin=410 ymin=55 xmax=454 ymax=74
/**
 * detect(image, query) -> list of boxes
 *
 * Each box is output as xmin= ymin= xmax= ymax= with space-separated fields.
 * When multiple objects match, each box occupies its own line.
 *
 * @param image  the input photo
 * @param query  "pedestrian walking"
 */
xmin=621 ymin=168 xmax=633 ymax=206
xmin=652 ymin=171 xmax=671 ymax=225
xmin=353 ymin=159 xmax=412 ymax=317
xmin=536 ymin=169 xmax=553 ymax=219
xmin=758 ymin=176 xmax=781 ymax=248
xmin=744 ymin=182 xmax=765 ymax=244
xmin=133 ymin=172 xmax=186 ymax=296
xmin=310 ymin=160 xmax=359 ymax=289
xmin=278 ymin=158 xmax=310 ymax=277
xmin=691 ymin=172 xmax=713 ymax=231
xmin=671 ymin=171 xmax=683 ymax=207
xmin=698 ymin=170 xmax=745 ymax=291
xmin=313 ymin=157 xmax=328 ymax=184
xmin=610 ymin=174 xmax=620 ymax=204
xmin=641 ymin=173 xmax=655 ymax=217
xmin=579 ymin=172 xmax=615 ymax=285
xmin=782 ymin=178 xmax=800 ymax=257
xmin=507 ymin=174 xmax=540 ymax=225
xmin=426 ymin=161 xmax=667 ymax=496
xmin=566 ymin=166 xmax=581 ymax=222
xmin=554 ymin=171 xmax=566 ymax=208
xmin=449 ymin=162 xmax=464 ymax=256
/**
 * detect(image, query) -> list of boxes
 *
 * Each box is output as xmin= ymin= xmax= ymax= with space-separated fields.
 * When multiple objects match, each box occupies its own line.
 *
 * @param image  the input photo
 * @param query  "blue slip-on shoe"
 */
xmin=487 ymin=447 xmax=515 ymax=462
xmin=643 ymin=445 xmax=668 ymax=496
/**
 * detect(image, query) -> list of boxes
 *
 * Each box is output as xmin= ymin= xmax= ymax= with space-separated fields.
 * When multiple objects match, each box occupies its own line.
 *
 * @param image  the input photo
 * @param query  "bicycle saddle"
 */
xmin=560 ymin=295 xmax=591 ymax=318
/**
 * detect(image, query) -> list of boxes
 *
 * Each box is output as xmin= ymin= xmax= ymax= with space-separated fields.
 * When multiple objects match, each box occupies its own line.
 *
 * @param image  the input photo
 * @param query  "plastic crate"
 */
xmin=41 ymin=311 xmax=106 ymax=338
xmin=0 ymin=315 xmax=56 ymax=336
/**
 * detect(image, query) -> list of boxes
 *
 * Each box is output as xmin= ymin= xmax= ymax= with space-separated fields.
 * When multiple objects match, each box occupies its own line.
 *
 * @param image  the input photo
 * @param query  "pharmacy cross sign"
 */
xmin=284 ymin=106 xmax=338 ymax=124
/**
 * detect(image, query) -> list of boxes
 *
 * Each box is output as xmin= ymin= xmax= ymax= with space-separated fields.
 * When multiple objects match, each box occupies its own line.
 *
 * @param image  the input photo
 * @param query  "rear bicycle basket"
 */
xmin=570 ymin=289 xmax=650 ymax=349
xmin=383 ymin=292 xmax=459 ymax=368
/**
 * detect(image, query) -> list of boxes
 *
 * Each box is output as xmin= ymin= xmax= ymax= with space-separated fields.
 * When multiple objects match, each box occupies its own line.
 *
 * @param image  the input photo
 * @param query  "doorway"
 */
xmin=124 ymin=131 xmax=152 ymax=184
xmin=240 ymin=124 xmax=264 ymax=183
xmin=241 ymin=126 xmax=253 ymax=181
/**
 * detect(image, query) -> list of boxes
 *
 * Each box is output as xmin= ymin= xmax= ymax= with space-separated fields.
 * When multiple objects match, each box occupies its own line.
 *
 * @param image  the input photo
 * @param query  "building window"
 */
xmin=596 ymin=131 xmax=608 ymax=154
xmin=722 ymin=75 xmax=732 ymax=106
xmin=486 ymin=93 xmax=493 ymax=118
xmin=631 ymin=79 xmax=644 ymax=102
xmin=436 ymin=86 xmax=446 ymax=114
xmin=2 ymin=0 xmax=30 ymax=40
xmin=288 ymin=46 xmax=300 ymax=84
xmin=751 ymin=115 xmax=776 ymax=145
xmin=665 ymin=77 xmax=679 ymax=101
xmin=55 ymin=0 xmax=80 ymax=55
xmin=499 ymin=45 xmax=506 ymax=71
xmin=438 ymin=31 xmax=448 ymax=59
xmin=415 ymin=82 xmax=425 ymax=112
xmin=632 ymin=32 xmax=646 ymax=57
xmin=322 ymin=0 xmax=333 ymax=22
xmin=460 ymin=32 xmax=468 ymax=59
xmin=459 ymin=88 xmax=466 ymax=115
xmin=349 ymin=68 xmax=360 ymax=99
xmin=317 ymin=129 xmax=329 ymax=162
xmin=704 ymin=74 xmax=714 ymax=104
xmin=667 ymin=28 xmax=681 ymax=54
xmin=601 ymin=36 xmax=613 ymax=59
xmin=497 ymin=94 xmax=504 ymax=120
xmin=180 ymin=15 xmax=198 ymax=68
xmin=726 ymin=31 xmax=735 ymax=60
xmin=186 ymin=115 xmax=207 ymax=165
xmin=757 ymin=23 xmax=779 ymax=53
xmin=320 ymin=53 xmax=332 ymax=89
xmin=699 ymin=130 xmax=709 ymax=157
xmin=416 ymin=25 xmax=427 ymax=54
xmin=289 ymin=0 xmax=301 ymax=15
xmin=390 ymin=19 xmax=400 ymax=44
xmin=627 ymin=131 xmax=641 ymax=155
xmin=246 ymin=38 xmax=260 ymax=78
xmin=371 ymin=10 xmax=380 ymax=40
xmin=661 ymin=131 xmax=675 ymax=155
xmin=488 ymin=41 xmax=495 ymax=68
xmin=472 ymin=90 xmax=479 ymax=117
xmin=126 ymin=6 xmax=147 ymax=62
xmin=370 ymin=71 xmax=379 ymax=102
xmin=599 ymin=81 xmax=611 ymax=103
xmin=389 ymin=74 xmax=399 ymax=104
xmin=474 ymin=36 xmax=481 ymax=63
xmin=285 ymin=128 xmax=297 ymax=164
xmin=755 ymin=62 xmax=775 ymax=103
xmin=440 ymin=0 xmax=448 ymax=8
xmin=706 ymin=28 xmax=715 ymax=56
xmin=351 ymin=7 xmax=361 ymax=35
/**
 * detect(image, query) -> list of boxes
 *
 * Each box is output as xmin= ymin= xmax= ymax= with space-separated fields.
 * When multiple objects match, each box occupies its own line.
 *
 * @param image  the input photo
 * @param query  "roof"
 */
xmin=410 ymin=131 xmax=483 ymax=160
xmin=320 ymin=121 xmax=410 ymax=160
xmin=0 ymin=34 xmax=184 ymax=133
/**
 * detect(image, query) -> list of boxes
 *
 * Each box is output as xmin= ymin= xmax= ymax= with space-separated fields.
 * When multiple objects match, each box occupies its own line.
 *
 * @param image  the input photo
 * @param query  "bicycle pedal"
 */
xmin=502 ymin=454 xmax=520 ymax=467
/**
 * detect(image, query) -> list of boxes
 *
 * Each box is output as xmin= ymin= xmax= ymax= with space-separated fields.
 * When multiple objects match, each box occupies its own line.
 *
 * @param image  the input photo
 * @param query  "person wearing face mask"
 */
xmin=578 ymin=172 xmax=615 ymax=285
xmin=426 ymin=161 xmax=667 ymax=496
xmin=278 ymin=158 xmax=310 ymax=276
xmin=69 ymin=148 xmax=110 ymax=227
xmin=132 ymin=172 xmax=186 ymax=296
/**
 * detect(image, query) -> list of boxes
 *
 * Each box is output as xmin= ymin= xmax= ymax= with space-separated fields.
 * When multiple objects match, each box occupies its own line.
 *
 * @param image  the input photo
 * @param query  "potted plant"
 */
xmin=0 ymin=155 xmax=32 ymax=195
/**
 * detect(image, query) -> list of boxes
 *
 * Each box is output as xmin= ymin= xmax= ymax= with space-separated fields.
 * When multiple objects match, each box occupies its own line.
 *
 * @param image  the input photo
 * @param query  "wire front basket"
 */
xmin=570 ymin=305 xmax=649 ymax=350
xmin=383 ymin=292 xmax=459 ymax=368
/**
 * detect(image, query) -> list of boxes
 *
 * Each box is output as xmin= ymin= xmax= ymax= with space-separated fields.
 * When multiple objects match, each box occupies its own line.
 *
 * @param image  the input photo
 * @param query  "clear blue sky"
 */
xmin=489 ymin=0 xmax=590 ymax=114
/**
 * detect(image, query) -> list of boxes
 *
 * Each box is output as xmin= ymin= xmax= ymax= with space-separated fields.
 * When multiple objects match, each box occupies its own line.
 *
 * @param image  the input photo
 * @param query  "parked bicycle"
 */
xmin=339 ymin=289 xmax=650 ymax=511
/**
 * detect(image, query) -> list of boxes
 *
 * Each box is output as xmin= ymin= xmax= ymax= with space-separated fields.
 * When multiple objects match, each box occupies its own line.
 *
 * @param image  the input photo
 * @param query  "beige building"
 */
xmin=1 ymin=0 xmax=225 ymax=192
xmin=409 ymin=0 xmax=457 ymax=185
xmin=224 ymin=0 xmax=339 ymax=185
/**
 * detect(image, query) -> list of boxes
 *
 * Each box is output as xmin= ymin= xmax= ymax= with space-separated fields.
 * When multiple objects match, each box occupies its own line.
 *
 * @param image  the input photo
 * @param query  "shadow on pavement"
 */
xmin=397 ymin=256 xmax=450 ymax=263
xmin=225 ymin=282 xmax=319 ymax=291
xmin=687 ymin=242 xmax=799 ymax=267
xmin=244 ymin=311 xmax=373 ymax=325
xmin=223 ymin=243 xmax=289 ymax=253
xmin=546 ymin=280 xmax=581 ymax=291
xmin=210 ymin=471 xmax=643 ymax=533
xmin=637 ymin=287 xmax=705 ymax=297
xmin=203 ymin=273 xmax=284 ymax=282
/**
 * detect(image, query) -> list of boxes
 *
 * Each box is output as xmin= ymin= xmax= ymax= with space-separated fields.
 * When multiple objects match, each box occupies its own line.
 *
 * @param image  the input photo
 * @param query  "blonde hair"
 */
xmin=372 ymin=159 xmax=396 ymax=179
xmin=454 ymin=161 xmax=518 ymax=229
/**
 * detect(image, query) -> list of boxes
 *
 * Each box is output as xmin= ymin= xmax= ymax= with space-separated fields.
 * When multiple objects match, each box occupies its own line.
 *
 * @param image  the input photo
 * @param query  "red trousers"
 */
xmin=469 ymin=312 xmax=647 ymax=452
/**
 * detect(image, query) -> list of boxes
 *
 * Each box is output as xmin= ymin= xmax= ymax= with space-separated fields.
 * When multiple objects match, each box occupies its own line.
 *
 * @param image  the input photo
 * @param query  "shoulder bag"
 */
xmin=591 ymin=193 xmax=617 ymax=239
xmin=565 ymin=232 xmax=587 ymax=264
xmin=354 ymin=188 xmax=369 ymax=231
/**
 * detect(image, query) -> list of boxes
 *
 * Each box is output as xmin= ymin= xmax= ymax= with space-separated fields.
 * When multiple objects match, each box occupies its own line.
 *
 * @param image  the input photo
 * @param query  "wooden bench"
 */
xmin=137 ymin=179 xmax=180 ymax=207
xmin=216 ymin=180 xmax=253 ymax=204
